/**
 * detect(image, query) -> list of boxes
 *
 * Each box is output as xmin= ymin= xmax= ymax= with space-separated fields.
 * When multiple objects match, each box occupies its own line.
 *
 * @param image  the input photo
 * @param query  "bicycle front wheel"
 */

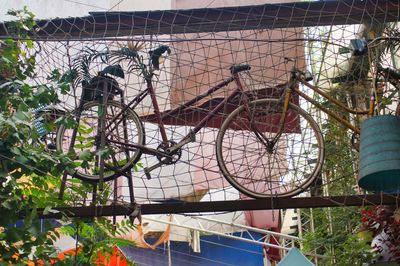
xmin=216 ymin=99 xmax=324 ymax=198
xmin=56 ymin=100 xmax=145 ymax=182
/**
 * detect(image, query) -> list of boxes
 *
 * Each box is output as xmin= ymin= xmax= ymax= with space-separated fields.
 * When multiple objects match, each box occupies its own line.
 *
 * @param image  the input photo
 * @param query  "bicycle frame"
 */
xmin=106 ymin=69 xmax=251 ymax=157
xmin=296 ymin=80 xmax=373 ymax=135
xmin=279 ymin=70 xmax=376 ymax=135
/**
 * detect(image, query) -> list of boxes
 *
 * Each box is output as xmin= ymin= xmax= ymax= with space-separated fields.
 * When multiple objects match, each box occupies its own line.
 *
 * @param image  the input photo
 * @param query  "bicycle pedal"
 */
xmin=144 ymin=170 xmax=152 ymax=180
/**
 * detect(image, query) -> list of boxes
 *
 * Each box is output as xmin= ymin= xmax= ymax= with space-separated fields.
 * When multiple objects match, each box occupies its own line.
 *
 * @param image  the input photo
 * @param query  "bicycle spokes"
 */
xmin=57 ymin=101 xmax=145 ymax=183
xmin=216 ymin=99 xmax=324 ymax=198
xmin=248 ymin=101 xmax=288 ymax=154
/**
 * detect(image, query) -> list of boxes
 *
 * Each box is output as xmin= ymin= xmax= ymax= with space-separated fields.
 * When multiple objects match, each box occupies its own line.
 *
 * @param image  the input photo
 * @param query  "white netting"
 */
xmin=1 ymin=0 xmax=399 ymax=205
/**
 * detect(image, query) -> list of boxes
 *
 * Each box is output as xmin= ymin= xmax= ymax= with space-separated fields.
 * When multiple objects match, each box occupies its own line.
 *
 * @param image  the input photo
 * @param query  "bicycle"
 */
xmin=56 ymin=42 xmax=400 ymax=199
xmin=56 ymin=45 xmax=324 ymax=199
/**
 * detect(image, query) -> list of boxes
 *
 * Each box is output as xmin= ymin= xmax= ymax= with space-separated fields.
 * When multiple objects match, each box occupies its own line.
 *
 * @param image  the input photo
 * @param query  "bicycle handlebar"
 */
xmin=149 ymin=45 xmax=171 ymax=70
xmin=378 ymin=65 xmax=400 ymax=80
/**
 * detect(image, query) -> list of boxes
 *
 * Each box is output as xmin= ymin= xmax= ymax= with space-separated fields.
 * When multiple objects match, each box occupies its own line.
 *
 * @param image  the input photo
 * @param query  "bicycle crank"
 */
xmin=144 ymin=141 xmax=182 ymax=180
xmin=156 ymin=141 xmax=182 ymax=164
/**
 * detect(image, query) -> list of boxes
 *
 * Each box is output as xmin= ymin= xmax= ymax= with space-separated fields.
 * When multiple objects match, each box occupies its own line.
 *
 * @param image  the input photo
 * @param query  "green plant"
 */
xmin=303 ymin=207 xmax=376 ymax=266
xmin=58 ymin=218 xmax=137 ymax=265
xmin=0 ymin=8 xmax=68 ymax=264
xmin=0 ymin=8 xmax=137 ymax=265
xmin=302 ymin=93 xmax=374 ymax=264
xmin=360 ymin=206 xmax=400 ymax=261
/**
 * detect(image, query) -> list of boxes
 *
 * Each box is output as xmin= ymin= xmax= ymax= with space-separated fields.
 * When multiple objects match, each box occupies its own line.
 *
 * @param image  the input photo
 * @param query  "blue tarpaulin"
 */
xmin=122 ymin=232 xmax=264 ymax=266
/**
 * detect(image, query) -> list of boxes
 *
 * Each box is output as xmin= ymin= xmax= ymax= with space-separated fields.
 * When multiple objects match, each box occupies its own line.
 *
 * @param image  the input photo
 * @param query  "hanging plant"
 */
xmin=360 ymin=206 xmax=400 ymax=262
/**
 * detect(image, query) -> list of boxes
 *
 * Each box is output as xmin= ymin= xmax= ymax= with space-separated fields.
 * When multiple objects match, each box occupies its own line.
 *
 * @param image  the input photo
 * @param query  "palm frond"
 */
xmin=369 ymin=25 xmax=400 ymax=65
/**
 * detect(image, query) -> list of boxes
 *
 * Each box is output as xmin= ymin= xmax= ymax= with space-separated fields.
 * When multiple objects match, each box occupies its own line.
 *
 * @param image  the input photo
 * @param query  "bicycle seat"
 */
xmin=81 ymin=75 xmax=123 ymax=103
xmin=230 ymin=64 xmax=251 ymax=74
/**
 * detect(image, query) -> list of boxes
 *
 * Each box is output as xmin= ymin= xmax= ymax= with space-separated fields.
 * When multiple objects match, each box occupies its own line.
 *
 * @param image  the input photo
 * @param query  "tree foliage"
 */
xmin=302 ymin=79 xmax=394 ymax=264
xmin=0 ymin=8 xmax=136 ymax=265
xmin=303 ymin=90 xmax=374 ymax=265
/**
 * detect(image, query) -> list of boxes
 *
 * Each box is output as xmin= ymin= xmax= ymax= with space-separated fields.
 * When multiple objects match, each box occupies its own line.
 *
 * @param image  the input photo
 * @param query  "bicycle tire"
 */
xmin=216 ymin=99 xmax=324 ymax=198
xmin=56 ymin=100 xmax=145 ymax=182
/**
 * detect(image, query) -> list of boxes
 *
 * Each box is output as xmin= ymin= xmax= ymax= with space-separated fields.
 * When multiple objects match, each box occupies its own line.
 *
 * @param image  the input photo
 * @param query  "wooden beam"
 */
xmin=36 ymin=194 xmax=399 ymax=219
xmin=0 ymin=0 xmax=399 ymax=39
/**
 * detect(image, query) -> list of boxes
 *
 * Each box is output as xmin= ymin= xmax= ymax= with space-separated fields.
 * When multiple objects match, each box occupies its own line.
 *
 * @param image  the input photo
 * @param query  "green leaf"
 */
xmin=13 ymin=110 xmax=30 ymax=121
xmin=105 ymin=237 xmax=135 ymax=247
xmin=77 ymin=123 xmax=94 ymax=134
xmin=60 ymin=225 xmax=76 ymax=236
xmin=95 ymin=148 xmax=112 ymax=159
xmin=79 ymin=149 xmax=93 ymax=161
xmin=25 ymin=39 xmax=33 ymax=49
xmin=74 ymin=143 xmax=94 ymax=149
xmin=43 ymin=206 xmax=59 ymax=215
xmin=133 ymin=161 xmax=143 ymax=172
xmin=2 ymin=200 xmax=14 ymax=210
xmin=76 ymin=135 xmax=94 ymax=142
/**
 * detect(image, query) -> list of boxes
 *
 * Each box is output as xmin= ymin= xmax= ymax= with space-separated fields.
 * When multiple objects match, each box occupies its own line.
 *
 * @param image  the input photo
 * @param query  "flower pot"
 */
xmin=358 ymin=115 xmax=400 ymax=192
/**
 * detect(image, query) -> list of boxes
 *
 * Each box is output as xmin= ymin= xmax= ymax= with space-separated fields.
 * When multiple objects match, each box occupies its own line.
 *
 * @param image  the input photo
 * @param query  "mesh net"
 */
xmin=1 ymin=0 xmax=399 ymax=206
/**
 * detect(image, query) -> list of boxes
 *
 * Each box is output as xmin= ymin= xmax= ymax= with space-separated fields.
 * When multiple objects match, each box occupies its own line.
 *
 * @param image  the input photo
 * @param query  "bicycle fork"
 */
xmin=246 ymin=87 xmax=292 ymax=153
xmin=271 ymin=88 xmax=292 ymax=147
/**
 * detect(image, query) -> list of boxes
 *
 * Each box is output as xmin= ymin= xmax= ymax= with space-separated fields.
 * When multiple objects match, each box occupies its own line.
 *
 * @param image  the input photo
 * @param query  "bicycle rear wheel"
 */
xmin=56 ymin=100 xmax=145 ymax=182
xmin=216 ymin=99 xmax=324 ymax=198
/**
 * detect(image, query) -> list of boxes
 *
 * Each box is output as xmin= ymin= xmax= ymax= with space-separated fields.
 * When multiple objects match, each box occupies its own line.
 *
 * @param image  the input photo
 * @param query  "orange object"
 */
xmin=93 ymin=246 xmax=129 ymax=266
xmin=28 ymin=246 xmax=129 ymax=266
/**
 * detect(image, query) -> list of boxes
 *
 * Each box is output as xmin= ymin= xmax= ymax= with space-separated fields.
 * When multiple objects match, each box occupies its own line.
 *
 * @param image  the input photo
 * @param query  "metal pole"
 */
xmin=143 ymin=216 xmax=326 ymax=259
